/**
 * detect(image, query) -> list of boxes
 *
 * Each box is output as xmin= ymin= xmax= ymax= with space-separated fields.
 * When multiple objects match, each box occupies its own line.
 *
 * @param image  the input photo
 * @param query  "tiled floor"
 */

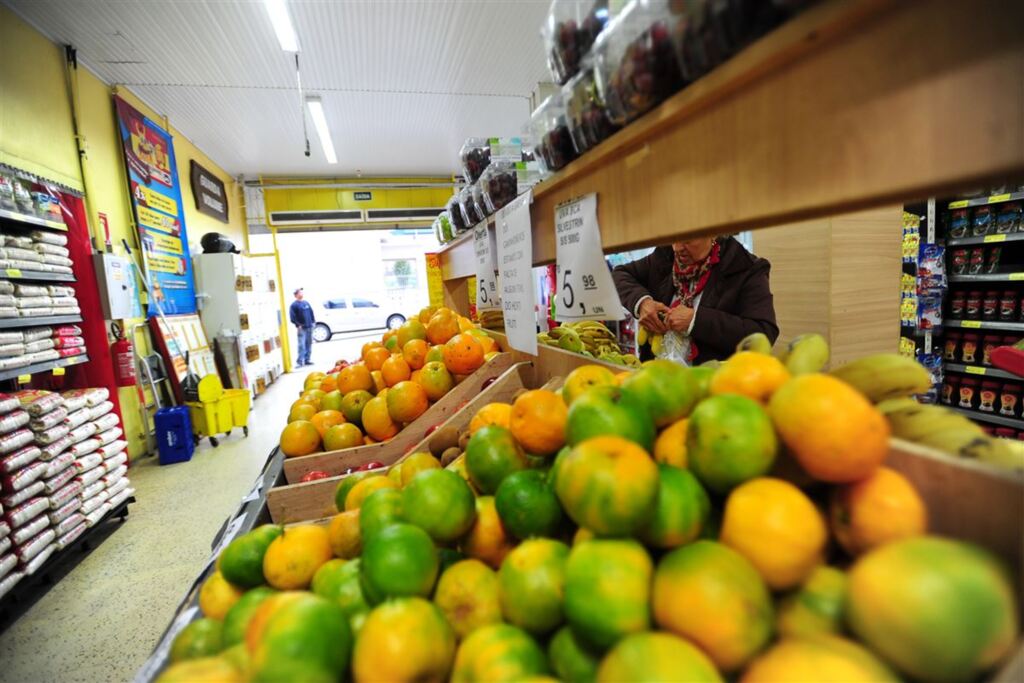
xmin=0 ymin=331 xmax=376 ymax=683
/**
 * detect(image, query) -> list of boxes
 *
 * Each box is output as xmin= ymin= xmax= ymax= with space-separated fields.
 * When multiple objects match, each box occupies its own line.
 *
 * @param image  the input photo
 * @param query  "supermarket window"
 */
xmin=383 ymin=259 xmax=418 ymax=289
xmin=353 ymin=299 xmax=378 ymax=308
xmin=325 ymin=299 xmax=347 ymax=309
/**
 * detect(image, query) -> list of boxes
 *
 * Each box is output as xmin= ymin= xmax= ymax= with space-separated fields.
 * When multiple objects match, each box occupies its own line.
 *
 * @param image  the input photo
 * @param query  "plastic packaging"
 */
xmin=0 ymin=429 xmax=35 ymax=455
xmin=0 ymin=481 xmax=44 ymax=509
xmin=47 ymin=497 xmax=82 ymax=525
xmin=446 ymin=194 xmax=467 ymax=235
xmin=20 ymin=539 xmax=55 ymax=573
xmin=2 ymin=248 xmax=43 ymax=264
xmin=97 ymin=440 xmax=127 ymax=459
xmin=96 ymin=428 xmax=123 ymax=446
xmin=75 ymin=464 xmax=105 ymax=488
xmin=594 ymin=0 xmax=684 ymax=125
xmin=48 ymin=480 xmax=82 ymax=510
xmin=30 ymin=230 xmax=67 ymax=246
xmin=0 ymin=569 xmax=24 ymax=599
xmin=22 ymin=327 xmax=53 ymax=343
xmin=69 ymin=438 xmax=102 ymax=459
xmin=480 ymin=161 xmax=518 ymax=213
xmin=1 ymin=459 xmax=48 ymax=492
xmin=0 ymin=520 xmax=8 ymax=539
xmin=15 ymin=390 xmax=63 ymax=417
xmin=458 ymin=185 xmax=485 ymax=228
xmin=48 ymin=291 xmax=75 ymax=304
xmin=106 ymin=476 xmax=129 ymax=498
xmin=52 ymin=336 xmax=84 ymax=349
xmin=34 ymin=243 xmax=70 ymax=258
xmin=54 ymin=512 xmax=85 ymax=538
xmin=81 ymin=493 xmax=110 ymax=518
xmin=67 ymin=422 xmax=98 ymax=444
xmin=92 ymin=413 xmax=120 ymax=432
xmin=564 ymin=61 xmax=619 ymax=154
xmin=64 ymin=407 xmax=90 ymax=428
xmin=62 ymin=387 xmax=108 ymax=407
xmin=0 ymin=282 xmax=12 ymax=296
xmin=55 ymin=522 xmax=85 ymax=551
xmin=5 ymin=497 xmax=49 ymax=528
xmin=0 ymin=444 xmax=40 ymax=473
xmin=74 ymin=453 xmax=103 ymax=474
xmin=29 ymin=406 xmax=67 ymax=432
xmin=459 ymin=138 xmax=491 ymax=183
xmin=108 ymin=487 xmax=134 ymax=509
xmin=0 ymin=536 xmax=8 ymax=558
xmin=11 ymin=514 xmax=48 ymax=547
xmin=39 ymin=434 xmax=73 ymax=461
xmin=0 ymin=410 xmax=30 ymax=435
xmin=0 ymin=393 xmax=18 ymax=414
xmin=33 ymin=423 xmax=70 ymax=446
xmin=42 ymin=464 xmax=76 ymax=494
xmin=13 ymin=284 xmax=47 ymax=298
xmin=542 ymin=0 xmax=610 ymax=85
xmin=56 ymin=346 xmax=85 ymax=359
xmin=104 ymin=452 xmax=128 ymax=472
xmin=0 ymin=551 xmax=13 ymax=580
xmin=103 ymin=465 xmax=127 ymax=484
xmin=531 ymin=93 xmax=578 ymax=173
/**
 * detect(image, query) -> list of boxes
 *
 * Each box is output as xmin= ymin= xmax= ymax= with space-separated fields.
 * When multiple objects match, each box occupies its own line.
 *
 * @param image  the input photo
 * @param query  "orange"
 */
xmin=510 ymin=390 xmax=567 ymax=456
xmin=387 ymin=381 xmax=430 ymax=424
xmin=362 ymin=341 xmax=384 ymax=362
xmin=337 ymin=364 xmax=374 ymax=395
xmin=363 ymin=436 xmax=377 ymax=445
xmin=310 ymin=410 xmax=346 ymax=438
xmin=426 ymin=308 xmax=460 ymax=345
xmin=410 ymin=369 xmax=422 ymax=384
xmin=327 ymin=509 xmax=362 ymax=559
xmin=384 ymin=335 xmax=399 ymax=352
xmin=829 ymin=466 xmax=927 ymax=556
xmin=370 ymin=370 xmax=386 ymax=394
xmin=401 ymin=452 xmax=442 ymax=487
xmin=425 ymin=345 xmax=445 ymax=364
xmin=434 ymin=559 xmax=502 ymax=639
xmin=465 ymin=328 xmax=497 ymax=354
xmin=397 ymin=319 xmax=428 ymax=348
xmin=198 ymin=570 xmax=244 ymax=620
xmin=319 ymin=373 xmax=339 ymax=393
xmin=418 ymin=305 xmax=440 ymax=325
xmin=720 ymin=477 xmax=828 ymax=590
xmin=469 ymin=403 xmax=512 ymax=435
xmin=653 ymin=419 xmax=688 ymax=467
xmin=403 ymin=339 xmax=429 ymax=370
xmin=710 ymin=351 xmax=791 ymax=403
xmin=460 ymin=496 xmax=514 ymax=569
xmin=304 ymin=372 xmax=327 ymax=391
xmin=381 ymin=355 xmax=412 ymax=387
xmin=352 ymin=597 xmax=456 ymax=682
xmin=262 ymin=525 xmax=333 ymax=590
xmin=742 ymin=635 xmax=899 ymax=683
xmin=345 ymin=476 xmax=398 ymax=511
xmin=323 ymin=423 xmax=363 ymax=451
xmin=443 ymin=333 xmax=485 ymax=375
xmin=768 ymin=374 xmax=890 ymax=483
xmin=279 ymin=420 xmax=321 ymax=458
xmin=362 ymin=396 xmax=400 ymax=442
xmin=300 ymin=390 xmax=325 ymax=411
xmin=563 ymin=365 xmax=617 ymax=406
xmin=458 ymin=316 xmax=475 ymax=333
xmin=289 ymin=402 xmax=317 ymax=423
xmin=417 ymin=361 xmax=454 ymax=401
xmin=364 ymin=347 xmax=391 ymax=372
xmin=245 ymin=592 xmax=305 ymax=654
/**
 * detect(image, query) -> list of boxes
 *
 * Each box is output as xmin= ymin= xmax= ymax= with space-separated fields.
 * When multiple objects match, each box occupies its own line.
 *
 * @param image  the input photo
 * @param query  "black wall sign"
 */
xmin=189 ymin=160 xmax=229 ymax=223
xmin=354 ymin=191 xmax=372 ymax=201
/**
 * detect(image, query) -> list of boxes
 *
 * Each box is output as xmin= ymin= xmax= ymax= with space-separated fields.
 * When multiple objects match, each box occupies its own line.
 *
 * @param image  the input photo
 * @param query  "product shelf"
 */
xmin=0 ymin=315 xmax=82 ymax=330
xmin=945 ymin=363 xmax=1022 ymax=381
xmin=0 ymin=353 xmax=88 ymax=382
xmin=950 ymin=406 xmax=1024 ymax=430
xmin=948 ymin=191 xmax=1024 ymax=210
xmin=947 ymin=233 xmax=1024 ymax=247
xmin=946 ymin=320 xmax=1024 ymax=332
xmin=0 ymin=268 xmax=76 ymax=283
xmin=950 ymin=274 xmax=1024 ymax=283
xmin=0 ymin=207 xmax=68 ymax=232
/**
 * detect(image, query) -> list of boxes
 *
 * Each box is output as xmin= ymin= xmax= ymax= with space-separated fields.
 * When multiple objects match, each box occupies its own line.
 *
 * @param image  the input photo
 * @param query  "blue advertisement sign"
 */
xmin=114 ymin=95 xmax=196 ymax=316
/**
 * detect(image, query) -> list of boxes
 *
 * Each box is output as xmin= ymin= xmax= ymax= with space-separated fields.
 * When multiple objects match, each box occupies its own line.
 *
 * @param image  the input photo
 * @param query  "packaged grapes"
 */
xmin=542 ymin=0 xmax=610 ymax=85
xmin=531 ymin=93 xmax=578 ymax=172
xmin=480 ymin=161 xmax=519 ymax=213
xmin=459 ymin=138 xmax=491 ymax=183
xmin=564 ymin=60 xmax=619 ymax=154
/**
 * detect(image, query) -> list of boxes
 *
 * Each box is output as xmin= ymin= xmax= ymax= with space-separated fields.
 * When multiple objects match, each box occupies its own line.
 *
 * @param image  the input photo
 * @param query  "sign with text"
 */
xmin=554 ymin=193 xmax=621 ymax=322
xmin=495 ymin=192 xmax=536 ymax=355
xmin=473 ymin=221 xmax=501 ymax=312
xmin=114 ymin=95 xmax=196 ymax=316
xmin=189 ymin=160 xmax=229 ymax=223
xmin=353 ymin=191 xmax=372 ymax=201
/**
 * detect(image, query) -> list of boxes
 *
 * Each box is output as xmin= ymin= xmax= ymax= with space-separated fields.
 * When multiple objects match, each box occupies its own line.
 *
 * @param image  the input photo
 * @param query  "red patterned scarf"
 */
xmin=670 ymin=240 xmax=721 ymax=362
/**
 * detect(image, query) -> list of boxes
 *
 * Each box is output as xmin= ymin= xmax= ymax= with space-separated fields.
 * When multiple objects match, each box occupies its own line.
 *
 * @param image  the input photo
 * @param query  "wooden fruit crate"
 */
xmin=281 ymin=350 xmax=516 ymax=484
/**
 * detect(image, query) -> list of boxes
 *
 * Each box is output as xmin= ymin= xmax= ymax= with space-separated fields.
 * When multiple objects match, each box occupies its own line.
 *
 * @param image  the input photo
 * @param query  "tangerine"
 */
xmin=304 ymin=372 xmax=327 ymax=391
xmin=396 ymin=319 xmax=428 ymax=348
xmin=742 ymin=634 xmax=898 ymax=683
xmin=370 ymin=370 xmax=386 ymax=394
xmin=710 ymin=351 xmax=791 ymax=402
xmin=386 ymin=381 xmax=429 ymax=424
xmin=310 ymin=410 xmax=346 ymax=438
xmin=425 ymin=345 xmax=445 ymax=364
xmin=361 ymin=341 xmax=383 ymax=362
xmin=652 ymin=418 xmax=688 ymax=467
xmin=418 ymin=305 xmax=440 ymax=324
xmin=829 ymin=466 xmax=927 ymax=556
xmin=364 ymin=347 xmax=391 ymax=372
xmin=417 ymin=361 xmax=455 ymax=401
xmin=427 ymin=308 xmax=460 ymax=345
xmin=279 ymin=420 xmax=321 ymax=458
xmin=469 ymin=403 xmax=512 ymax=435
xmin=510 ymin=390 xmax=567 ymax=457
xmin=562 ymin=365 xmax=617 ymax=405
xmin=320 ymin=389 xmax=343 ymax=412
xmin=443 ymin=333 xmax=485 ymax=375
xmin=434 ymin=559 xmax=502 ymax=639
xmin=288 ymin=402 xmax=317 ymax=423
xmin=345 ymin=476 xmax=398 ymax=511
xmin=362 ymin=396 xmax=399 ymax=441
xmin=338 ymin=365 xmax=374 ymax=394
xmin=324 ymin=423 xmax=363 ymax=451
xmin=327 ymin=509 xmax=362 ymax=559
xmin=352 ymin=597 xmax=455 ymax=682
xmin=465 ymin=328 xmax=497 ymax=354
xmin=403 ymin=339 xmax=429 ymax=370
xmin=301 ymin=389 xmax=326 ymax=410
xmin=401 ymin=452 xmax=442 ymax=487
xmin=597 ymin=632 xmax=721 ymax=683
xmin=262 ymin=525 xmax=333 ymax=590
xmin=319 ymin=373 xmax=339 ymax=393
xmin=381 ymin=355 xmax=412 ymax=387
xmin=460 ymin=496 xmax=514 ymax=569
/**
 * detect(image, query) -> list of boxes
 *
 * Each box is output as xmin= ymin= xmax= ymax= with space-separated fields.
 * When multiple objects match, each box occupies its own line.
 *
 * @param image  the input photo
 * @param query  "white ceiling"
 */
xmin=5 ymin=0 xmax=552 ymax=178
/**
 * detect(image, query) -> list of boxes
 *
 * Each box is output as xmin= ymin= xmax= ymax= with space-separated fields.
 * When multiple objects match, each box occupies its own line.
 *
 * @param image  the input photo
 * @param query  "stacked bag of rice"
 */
xmin=0 ymin=387 xmax=133 ymax=600
xmin=0 ymin=230 xmax=73 ymax=276
xmin=0 ymin=324 xmax=86 ymax=373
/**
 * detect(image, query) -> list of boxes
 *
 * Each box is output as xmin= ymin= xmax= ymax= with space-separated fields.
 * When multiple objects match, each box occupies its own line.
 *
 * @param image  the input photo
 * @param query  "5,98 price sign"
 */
xmin=554 ymin=193 xmax=622 ymax=322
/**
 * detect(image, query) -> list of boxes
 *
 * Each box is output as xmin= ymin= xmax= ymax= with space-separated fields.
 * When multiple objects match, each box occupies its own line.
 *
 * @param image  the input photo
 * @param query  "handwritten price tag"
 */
xmin=473 ymin=221 xmax=501 ymax=312
xmin=553 ymin=194 xmax=622 ymax=322
xmin=495 ymin=191 xmax=537 ymax=355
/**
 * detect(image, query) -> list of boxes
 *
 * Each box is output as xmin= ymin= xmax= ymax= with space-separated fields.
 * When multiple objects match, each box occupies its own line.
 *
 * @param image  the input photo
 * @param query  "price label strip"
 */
xmin=553 ymin=193 xmax=622 ymax=322
xmin=495 ymin=191 xmax=537 ymax=355
xmin=473 ymin=221 xmax=501 ymax=312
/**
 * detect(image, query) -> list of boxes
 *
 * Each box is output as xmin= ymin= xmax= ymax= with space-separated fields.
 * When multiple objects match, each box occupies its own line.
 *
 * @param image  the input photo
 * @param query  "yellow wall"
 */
xmin=0 ymin=5 xmax=248 ymax=458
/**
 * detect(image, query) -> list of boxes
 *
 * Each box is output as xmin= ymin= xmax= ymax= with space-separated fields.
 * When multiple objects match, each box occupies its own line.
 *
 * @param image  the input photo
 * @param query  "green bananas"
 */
xmin=829 ymin=354 xmax=933 ymax=403
xmin=781 ymin=333 xmax=830 ymax=375
xmin=537 ymin=321 xmax=640 ymax=368
xmin=736 ymin=332 xmax=773 ymax=355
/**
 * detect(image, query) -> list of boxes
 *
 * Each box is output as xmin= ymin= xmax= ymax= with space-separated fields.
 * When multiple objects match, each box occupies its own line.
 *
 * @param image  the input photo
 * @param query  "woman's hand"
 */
xmin=638 ymin=298 xmax=671 ymax=334
xmin=665 ymin=305 xmax=695 ymax=333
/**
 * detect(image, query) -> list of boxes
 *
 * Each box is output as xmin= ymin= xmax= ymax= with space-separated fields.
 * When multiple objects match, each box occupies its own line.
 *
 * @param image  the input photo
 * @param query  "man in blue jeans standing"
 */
xmin=290 ymin=288 xmax=315 ymax=367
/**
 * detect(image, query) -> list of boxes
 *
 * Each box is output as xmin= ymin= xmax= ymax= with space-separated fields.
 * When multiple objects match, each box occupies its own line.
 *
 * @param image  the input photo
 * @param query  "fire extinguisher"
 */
xmin=111 ymin=322 xmax=136 ymax=387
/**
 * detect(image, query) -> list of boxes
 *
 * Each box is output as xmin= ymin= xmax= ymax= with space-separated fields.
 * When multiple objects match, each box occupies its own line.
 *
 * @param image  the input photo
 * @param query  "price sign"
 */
xmin=16 ymin=374 xmax=30 ymax=384
xmin=495 ymin=191 xmax=537 ymax=355
xmin=5 ymin=269 xmax=22 ymax=278
xmin=965 ymin=366 xmax=987 ymax=375
xmin=960 ymin=320 xmax=982 ymax=328
xmin=53 ymin=367 xmax=65 ymax=377
xmin=984 ymin=234 xmax=1007 ymax=243
xmin=474 ymin=221 xmax=501 ymax=312
xmin=553 ymin=194 xmax=622 ymax=322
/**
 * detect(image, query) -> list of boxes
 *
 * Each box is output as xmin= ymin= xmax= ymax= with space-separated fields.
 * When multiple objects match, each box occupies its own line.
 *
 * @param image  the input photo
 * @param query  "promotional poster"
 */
xmin=114 ymin=96 xmax=196 ymax=316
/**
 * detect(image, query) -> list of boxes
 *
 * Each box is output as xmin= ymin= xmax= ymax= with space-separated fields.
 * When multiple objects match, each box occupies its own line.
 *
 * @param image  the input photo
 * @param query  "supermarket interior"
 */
xmin=0 ymin=1 xmax=1022 ymax=682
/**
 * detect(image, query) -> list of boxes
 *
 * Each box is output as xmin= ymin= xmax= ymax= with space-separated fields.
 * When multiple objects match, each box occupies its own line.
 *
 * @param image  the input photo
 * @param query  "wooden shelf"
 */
xmin=0 ymin=207 xmax=68 ymax=232
xmin=945 ymin=363 xmax=1022 ymax=381
xmin=946 ymin=319 xmax=1024 ymax=332
xmin=439 ymin=0 xmax=1024 ymax=279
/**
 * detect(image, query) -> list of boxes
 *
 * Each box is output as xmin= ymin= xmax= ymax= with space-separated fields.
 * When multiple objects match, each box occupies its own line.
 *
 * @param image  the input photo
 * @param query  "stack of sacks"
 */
xmin=31 ymin=230 xmax=73 ymax=276
xmin=4 ymin=283 xmax=79 ymax=320
xmin=0 ymin=235 xmax=45 ymax=275
xmin=0 ymin=390 xmax=65 ymax=598
xmin=51 ymin=324 xmax=85 ymax=359
xmin=62 ymin=388 xmax=132 ymax=526
xmin=0 ymin=325 xmax=85 ymax=373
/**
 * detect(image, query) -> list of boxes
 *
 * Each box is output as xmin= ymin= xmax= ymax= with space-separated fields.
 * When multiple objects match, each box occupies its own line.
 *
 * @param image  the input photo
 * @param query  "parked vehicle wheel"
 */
xmin=312 ymin=322 xmax=332 ymax=343
xmin=386 ymin=314 xmax=406 ymax=330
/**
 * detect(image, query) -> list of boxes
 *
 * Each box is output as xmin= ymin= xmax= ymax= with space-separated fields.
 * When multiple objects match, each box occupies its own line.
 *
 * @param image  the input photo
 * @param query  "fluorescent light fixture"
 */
xmin=264 ymin=0 xmax=299 ymax=52
xmin=306 ymin=96 xmax=338 ymax=164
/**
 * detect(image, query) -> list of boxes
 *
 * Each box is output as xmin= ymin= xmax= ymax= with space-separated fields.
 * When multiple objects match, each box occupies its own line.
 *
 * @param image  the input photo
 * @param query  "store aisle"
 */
xmin=0 ymin=370 xmax=306 ymax=683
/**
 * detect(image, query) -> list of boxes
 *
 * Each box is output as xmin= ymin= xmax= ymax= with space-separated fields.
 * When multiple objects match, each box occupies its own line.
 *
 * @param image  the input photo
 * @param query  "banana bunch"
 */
xmin=478 ymin=309 xmax=504 ymax=330
xmin=829 ymin=354 xmax=933 ymax=403
xmin=538 ymin=321 xmax=641 ymax=368
xmin=734 ymin=332 xmax=831 ymax=375
xmin=879 ymin=398 xmax=1024 ymax=472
